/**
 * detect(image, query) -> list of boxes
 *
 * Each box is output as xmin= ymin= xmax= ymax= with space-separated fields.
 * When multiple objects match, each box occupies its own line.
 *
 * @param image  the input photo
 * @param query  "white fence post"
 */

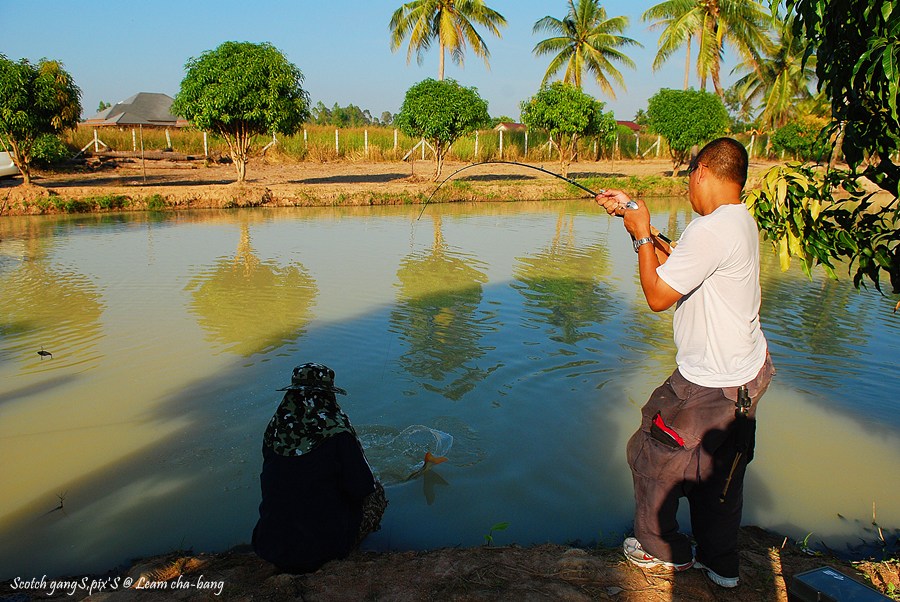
xmin=524 ymin=130 xmax=529 ymax=158
xmin=335 ymin=129 xmax=339 ymax=155
xmin=475 ymin=131 xmax=479 ymax=160
xmin=499 ymin=129 xmax=504 ymax=160
xmin=365 ymin=129 xmax=369 ymax=157
xmin=165 ymin=128 xmax=172 ymax=150
xmin=393 ymin=129 xmax=398 ymax=151
xmin=303 ymin=129 xmax=308 ymax=148
xmin=132 ymin=129 xmax=137 ymax=152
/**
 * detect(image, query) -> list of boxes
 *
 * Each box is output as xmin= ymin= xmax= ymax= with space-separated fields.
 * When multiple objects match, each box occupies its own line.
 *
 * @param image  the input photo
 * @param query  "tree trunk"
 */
xmin=438 ymin=42 xmax=445 ymax=81
xmin=432 ymin=141 xmax=445 ymax=181
xmin=684 ymin=37 xmax=691 ymax=90
xmin=829 ymin=122 xmax=845 ymax=169
xmin=223 ymin=126 xmax=251 ymax=183
xmin=559 ymin=136 xmax=577 ymax=178
xmin=6 ymin=139 xmax=31 ymax=186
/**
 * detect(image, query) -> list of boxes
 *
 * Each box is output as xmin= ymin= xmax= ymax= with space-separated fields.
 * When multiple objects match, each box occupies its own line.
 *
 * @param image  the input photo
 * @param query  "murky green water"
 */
xmin=1 ymin=200 xmax=898 ymax=579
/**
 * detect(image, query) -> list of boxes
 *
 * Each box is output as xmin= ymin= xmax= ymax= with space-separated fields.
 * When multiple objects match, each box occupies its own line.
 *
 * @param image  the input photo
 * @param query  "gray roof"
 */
xmin=83 ymin=92 xmax=182 ymax=127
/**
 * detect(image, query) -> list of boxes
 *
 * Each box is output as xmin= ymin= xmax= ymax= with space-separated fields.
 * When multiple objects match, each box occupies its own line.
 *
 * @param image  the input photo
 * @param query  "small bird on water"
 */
xmin=37 ymin=346 xmax=53 ymax=360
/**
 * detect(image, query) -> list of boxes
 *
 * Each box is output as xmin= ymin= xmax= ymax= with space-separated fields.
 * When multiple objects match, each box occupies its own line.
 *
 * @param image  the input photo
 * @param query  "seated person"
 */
xmin=252 ymin=362 xmax=386 ymax=573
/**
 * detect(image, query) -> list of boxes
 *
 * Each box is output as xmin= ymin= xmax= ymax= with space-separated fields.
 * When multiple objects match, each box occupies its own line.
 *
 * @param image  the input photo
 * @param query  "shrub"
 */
xmin=31 ymin=134 xmax=73 ymax=167
xmin=771 ymin=117 xmax=830 ymax=161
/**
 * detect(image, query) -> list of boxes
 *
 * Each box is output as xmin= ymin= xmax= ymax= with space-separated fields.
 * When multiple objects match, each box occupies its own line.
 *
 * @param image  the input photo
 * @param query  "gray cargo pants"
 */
xmin=626 ymin=354 xmax=775 ymax=578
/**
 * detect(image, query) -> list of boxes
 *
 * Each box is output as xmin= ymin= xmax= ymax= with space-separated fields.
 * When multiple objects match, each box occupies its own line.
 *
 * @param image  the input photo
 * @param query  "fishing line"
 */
xmin=416 ymin=160 xmax=673 ymax=246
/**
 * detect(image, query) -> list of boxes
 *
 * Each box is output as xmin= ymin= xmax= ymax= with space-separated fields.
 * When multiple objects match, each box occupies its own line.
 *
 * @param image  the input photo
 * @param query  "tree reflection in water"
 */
xmin=186 ymin=221 xmax=317 ymax=357
xmin=391 ymin=215 xmax=494 ymax=400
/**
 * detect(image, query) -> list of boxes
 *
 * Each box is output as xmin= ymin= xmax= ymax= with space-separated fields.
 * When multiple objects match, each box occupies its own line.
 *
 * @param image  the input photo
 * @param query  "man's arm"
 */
xmin=635 ymin=242 xmax=682 ymax=311
xmin=595 ymin=190 xmax=681 ymax=311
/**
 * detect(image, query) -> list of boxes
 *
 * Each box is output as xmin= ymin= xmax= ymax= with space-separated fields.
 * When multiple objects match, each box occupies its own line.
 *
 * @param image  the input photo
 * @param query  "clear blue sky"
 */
xmin=1 ymin=0 xmax=747 ymax=122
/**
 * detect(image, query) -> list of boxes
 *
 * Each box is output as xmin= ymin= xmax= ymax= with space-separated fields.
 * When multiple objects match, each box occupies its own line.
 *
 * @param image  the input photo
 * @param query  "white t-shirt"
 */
xmin=656 ymin=203 xmax=768 ymax=387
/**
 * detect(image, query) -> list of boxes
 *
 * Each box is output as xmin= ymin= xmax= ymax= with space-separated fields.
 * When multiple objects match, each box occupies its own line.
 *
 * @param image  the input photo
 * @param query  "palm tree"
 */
xmin=642 ymin=0 xmax=702 ymax=90
xmin=731 ymin=18 xmax=818 ymax=131
xmin=389 ymin=0 xmax=507 ymax=80
xmin=643 ymin=0 xmax=774 ymax=96
xmin=532 ymin=0 xmax=640 ymax=98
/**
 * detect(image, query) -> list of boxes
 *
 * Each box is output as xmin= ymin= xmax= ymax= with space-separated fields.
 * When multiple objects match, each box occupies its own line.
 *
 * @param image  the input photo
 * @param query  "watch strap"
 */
xmin=633 ymin=236 xmax=654 ymax=252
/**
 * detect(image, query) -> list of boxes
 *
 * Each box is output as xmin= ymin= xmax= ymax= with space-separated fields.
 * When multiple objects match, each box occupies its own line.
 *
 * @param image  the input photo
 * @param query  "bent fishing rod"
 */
xmin=417 ymin=160 xmax=673 ymax=246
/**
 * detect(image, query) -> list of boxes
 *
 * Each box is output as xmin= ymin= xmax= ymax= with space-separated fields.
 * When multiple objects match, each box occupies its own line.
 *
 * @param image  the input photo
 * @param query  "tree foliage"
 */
xmin=520 ymin=81 xmax=615 ymax=177
xmin=645 ymin=88 xmax=729 ymax=174
xmin=311 ymin=102 xmax=376 ymax=127
xmin=532 ymin=0 xmax=639 ymax=99
xmin=770 ymin=116 xmax=829 ymax=161
xmin=389 ymin=0 xmax=507 ymax=80
xmin=731 ymin=16 xmax=819 ymax=132
xmin=172 ymin=42 xmax=310 ymax=182
xmin=746 ymin=164 xmax=900 ymax=295
xmin=642 ymin=0 xmax=773 ymax=95
xmin=0 ymin=55 xmax=81 ymax=185
xmin=395 ymin=78 xmax=489 ymax=180
xmin=747 ymin=0 xmax=900 ymax=304
xmin=778 ymin=0 xmax=899 ymax=196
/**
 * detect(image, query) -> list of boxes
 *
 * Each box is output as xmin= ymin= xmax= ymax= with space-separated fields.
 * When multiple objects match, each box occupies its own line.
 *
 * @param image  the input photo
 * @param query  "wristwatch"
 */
xmin=633 ymin=236 xmax=654 ymax=252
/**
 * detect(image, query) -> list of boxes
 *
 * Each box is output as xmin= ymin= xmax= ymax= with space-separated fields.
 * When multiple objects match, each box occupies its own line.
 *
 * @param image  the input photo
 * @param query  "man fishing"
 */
xmin=595 ymin=137 xmax=775 ymax=589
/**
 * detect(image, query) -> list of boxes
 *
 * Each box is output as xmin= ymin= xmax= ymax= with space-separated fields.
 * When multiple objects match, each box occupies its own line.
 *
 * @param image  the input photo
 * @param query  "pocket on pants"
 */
xmin=628 ymin=428 xmax=693 ymax=483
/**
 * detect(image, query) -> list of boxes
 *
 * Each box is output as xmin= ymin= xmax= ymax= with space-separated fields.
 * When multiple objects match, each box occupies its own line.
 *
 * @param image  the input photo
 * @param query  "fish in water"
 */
xmin=37 ymin=347 xmax=53 ymax=360
xmin=405 ymin=451 xmax=448 ymax=481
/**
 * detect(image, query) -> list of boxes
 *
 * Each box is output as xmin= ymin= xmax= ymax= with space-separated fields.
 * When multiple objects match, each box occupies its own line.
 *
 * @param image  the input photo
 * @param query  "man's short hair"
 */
xmin=696 ymin=137 xmax=748 ymax=188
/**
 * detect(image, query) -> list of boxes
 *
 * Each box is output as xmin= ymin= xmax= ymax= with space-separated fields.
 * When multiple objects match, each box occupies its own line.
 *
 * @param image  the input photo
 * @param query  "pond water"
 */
xmin=1 ymin=199 xmax=898 ymax=580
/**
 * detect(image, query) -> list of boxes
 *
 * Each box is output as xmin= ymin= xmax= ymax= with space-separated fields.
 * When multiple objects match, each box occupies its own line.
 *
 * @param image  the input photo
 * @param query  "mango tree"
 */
xmin=745 ymin=0 xmax=899 ymax=305
xmin=645 ymin=88 xmax=729 ymax=176
xmin=172 ymin=42 xmax=310 ymax=183
xmin=0 ymin=55 xmax=81 ymax=186
xmin=395 ymin=78 xmax=490 ymax=180
xmin=520 ymin=81 xmax=615 ymax=177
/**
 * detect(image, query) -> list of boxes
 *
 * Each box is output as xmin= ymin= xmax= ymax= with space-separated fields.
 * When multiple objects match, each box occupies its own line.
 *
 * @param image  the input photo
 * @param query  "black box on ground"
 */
xmin=788 ymin=566 xmax=891 ymax=602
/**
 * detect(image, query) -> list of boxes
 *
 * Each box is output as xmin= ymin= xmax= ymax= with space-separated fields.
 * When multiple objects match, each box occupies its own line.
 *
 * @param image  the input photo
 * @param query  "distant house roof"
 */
xmin=494 ymin=122 xmax=527 ymax=131
xmin=83 ymin=93 xmax=187 ymax=127
xmin=617 ymin=120 xmax=641 ymax=132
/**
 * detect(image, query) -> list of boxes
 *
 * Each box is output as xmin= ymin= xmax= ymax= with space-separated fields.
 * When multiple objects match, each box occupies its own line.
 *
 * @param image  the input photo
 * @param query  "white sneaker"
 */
xmin=622 ymin=537 xmax=694 ymax=571
xmin=694 ymin=561 xmax=739 ymax=588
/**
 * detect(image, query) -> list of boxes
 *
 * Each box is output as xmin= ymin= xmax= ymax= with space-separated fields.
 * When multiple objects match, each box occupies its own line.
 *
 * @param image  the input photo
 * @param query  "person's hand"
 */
xmin=595 ymin=189 xmax=651 ymax=239
xmin=594 ymin=189 xmax=632 ymax=216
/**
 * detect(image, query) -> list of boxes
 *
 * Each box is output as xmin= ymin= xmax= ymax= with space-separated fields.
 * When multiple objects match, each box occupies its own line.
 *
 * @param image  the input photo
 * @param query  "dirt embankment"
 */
xmin=0 ymin=155 xmax=773 ymax=215
xmin=1 ymin=527 xmax=897 ymax=601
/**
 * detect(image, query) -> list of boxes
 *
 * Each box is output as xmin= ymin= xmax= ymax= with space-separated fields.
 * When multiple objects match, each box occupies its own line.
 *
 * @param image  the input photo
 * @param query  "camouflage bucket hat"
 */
xmin=278 ymin=362 xmax=347 ymax=395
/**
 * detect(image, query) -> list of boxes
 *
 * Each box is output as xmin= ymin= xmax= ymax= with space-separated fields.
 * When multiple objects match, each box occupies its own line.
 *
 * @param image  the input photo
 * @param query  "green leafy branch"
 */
xmin=745 ymin=162 xmax=900 ymax=296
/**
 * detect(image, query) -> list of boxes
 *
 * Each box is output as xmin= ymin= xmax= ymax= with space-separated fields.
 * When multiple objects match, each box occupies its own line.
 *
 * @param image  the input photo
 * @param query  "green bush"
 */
xmin=146 ymin=194 xmax=167 ymax=211
xmin=31 ymin=134 xmax=73 ymax=167
xmin=95 ymin=195 xmax=128 ymax=210
xmin=771 ymin=117 xmax=830 ymax=161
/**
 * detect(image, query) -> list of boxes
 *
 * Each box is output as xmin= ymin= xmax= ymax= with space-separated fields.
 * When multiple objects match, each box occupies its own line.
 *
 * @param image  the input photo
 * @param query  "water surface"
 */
xmin=1 ymin=200 xmax=898 ymax=579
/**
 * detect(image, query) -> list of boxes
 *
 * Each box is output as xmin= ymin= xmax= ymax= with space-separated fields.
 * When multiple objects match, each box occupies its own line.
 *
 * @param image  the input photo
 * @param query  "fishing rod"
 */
xmin=417 ymin=160 xmax=673 ymax=246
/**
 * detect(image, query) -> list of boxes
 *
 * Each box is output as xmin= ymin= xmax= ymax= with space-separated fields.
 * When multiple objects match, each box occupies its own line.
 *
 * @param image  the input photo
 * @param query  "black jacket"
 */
xmin=252 ymin=431 xmax=376 ymax=572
